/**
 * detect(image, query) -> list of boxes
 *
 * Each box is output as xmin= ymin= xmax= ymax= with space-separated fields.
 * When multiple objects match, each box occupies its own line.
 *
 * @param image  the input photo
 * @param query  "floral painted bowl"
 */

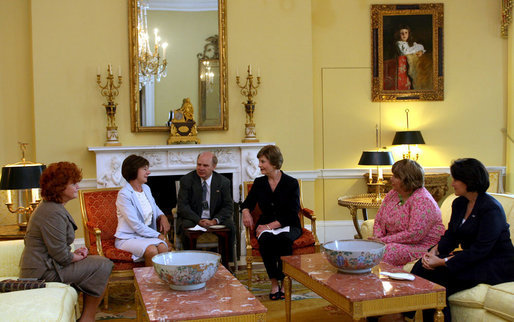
xmin=152 ymin=251 xmax=221 ymax=291
xmin=322 ymin=240 xmax=386 ymax=274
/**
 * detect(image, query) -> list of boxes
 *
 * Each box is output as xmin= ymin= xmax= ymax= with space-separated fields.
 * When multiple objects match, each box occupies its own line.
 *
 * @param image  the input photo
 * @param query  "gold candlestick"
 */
xmin=236 ymin=65 xmax=261 ymax=143
xmin=97 ymin=65 xmax=122 ymax=146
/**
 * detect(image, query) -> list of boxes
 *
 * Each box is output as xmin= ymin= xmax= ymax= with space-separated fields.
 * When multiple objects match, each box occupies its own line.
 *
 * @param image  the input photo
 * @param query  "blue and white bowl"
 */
xmin=152 ymin=251 xmax=221 ymax=291
xmin=322 ymin=240 xmax=385 ymax=274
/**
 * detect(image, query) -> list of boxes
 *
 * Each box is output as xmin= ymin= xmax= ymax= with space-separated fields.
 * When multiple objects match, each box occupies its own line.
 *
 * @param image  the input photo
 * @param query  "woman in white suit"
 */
xmin=115 ymin=155 xmax=171 ymax=266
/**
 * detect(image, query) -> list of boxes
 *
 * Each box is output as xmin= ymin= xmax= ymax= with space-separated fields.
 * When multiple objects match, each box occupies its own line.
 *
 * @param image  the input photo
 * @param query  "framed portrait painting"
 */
xmin=371 ymin=4 xmax=444 ymax=101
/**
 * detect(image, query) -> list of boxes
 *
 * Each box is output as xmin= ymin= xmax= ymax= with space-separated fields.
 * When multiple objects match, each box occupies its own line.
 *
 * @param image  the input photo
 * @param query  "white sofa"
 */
xmin=0 ymin=239 xmax=78 ymax=322
xmin=361 ymin=193 xmax=514 ymax=322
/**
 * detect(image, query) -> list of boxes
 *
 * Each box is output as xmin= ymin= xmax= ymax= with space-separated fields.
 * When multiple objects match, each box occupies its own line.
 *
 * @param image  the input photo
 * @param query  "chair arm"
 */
xmin=85 ymin=223 xmax=104 ymax=257
xmin=244 ymin=226 xmax=253 ymax=253
xmin=300 ymin=208 xmax=319 ymax=251
xmin=360 ymin=219 xmax=375 ymax=240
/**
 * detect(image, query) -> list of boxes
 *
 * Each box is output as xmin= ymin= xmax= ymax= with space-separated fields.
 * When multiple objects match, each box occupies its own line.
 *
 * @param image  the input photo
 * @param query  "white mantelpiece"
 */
xmin=88 ymin=143 xmax=273 ymax=201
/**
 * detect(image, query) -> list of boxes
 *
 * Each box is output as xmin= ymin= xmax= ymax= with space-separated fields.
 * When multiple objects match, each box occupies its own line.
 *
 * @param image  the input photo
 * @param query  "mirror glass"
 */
xmin=129 ymin=0 xmax=227 ymax=132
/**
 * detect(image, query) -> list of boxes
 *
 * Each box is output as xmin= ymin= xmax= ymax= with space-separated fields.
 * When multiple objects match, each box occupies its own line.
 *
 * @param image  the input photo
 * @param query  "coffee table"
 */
xmin=282 ymin=253 xmax=446 ymax=321
xmin=134 ymin=265 xmax=266 ymax=321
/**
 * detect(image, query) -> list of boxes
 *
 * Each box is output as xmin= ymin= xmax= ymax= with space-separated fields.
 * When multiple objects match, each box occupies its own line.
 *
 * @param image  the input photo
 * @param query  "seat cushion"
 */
xmin=448 ymin=283 xmax=489 ymax=308
xmin=0 ymin=284 xmax=77 ymax=321
xmin=483 ymin=282 xmax=514 ymax=321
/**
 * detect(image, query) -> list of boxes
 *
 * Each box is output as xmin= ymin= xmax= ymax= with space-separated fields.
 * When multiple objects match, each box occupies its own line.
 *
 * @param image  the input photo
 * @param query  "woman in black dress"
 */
xmin=241 ymin=145 xmax=301 ymax=300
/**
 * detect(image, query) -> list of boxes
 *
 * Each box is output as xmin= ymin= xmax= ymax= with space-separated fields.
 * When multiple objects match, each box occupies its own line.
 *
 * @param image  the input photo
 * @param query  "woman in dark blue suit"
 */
xmin=411 ymin=158 xmax=514 ymax=321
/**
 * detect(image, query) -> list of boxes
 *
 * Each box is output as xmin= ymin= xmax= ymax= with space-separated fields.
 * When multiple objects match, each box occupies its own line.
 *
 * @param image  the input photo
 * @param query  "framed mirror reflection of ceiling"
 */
xmin=129 ymin=0 xmax=227 ymax=132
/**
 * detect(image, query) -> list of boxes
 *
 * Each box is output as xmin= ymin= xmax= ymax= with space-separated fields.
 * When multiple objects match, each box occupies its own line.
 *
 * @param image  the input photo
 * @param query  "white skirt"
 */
xmin=115 ymin=237 xmax=166 ymax=262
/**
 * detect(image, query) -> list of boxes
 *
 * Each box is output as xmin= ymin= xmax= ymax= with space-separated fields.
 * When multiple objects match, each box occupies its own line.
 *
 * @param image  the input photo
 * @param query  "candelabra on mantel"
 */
xmin=236 ymin=65 xmax=261 ymax=143
xmin=96 ymin=65 xmax=122 ymax=146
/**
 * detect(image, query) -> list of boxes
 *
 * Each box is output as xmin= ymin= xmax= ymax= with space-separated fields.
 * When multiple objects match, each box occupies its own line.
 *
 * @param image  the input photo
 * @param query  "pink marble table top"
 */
xmin=134 ymin=265 xmax=267 ymax=321
xmin=282 ymin=253 xmax=445 ymax=302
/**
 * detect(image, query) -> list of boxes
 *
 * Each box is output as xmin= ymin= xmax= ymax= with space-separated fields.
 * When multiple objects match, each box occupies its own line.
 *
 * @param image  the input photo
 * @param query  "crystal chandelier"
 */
xmin=138 ymin=0 xmax=168 ymax=88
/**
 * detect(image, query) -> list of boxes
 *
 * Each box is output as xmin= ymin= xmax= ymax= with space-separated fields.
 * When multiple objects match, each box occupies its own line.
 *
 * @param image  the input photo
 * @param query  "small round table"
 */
xmin=337 ymin=194 xmax=382 ymax=239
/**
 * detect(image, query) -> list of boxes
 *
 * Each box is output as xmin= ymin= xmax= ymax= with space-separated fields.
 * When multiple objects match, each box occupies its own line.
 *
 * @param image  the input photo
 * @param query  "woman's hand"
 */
xmin=157 ymin=215 xmax=170 ymax=234
xmin=416 ymin=50 xmax=424 ymax=57
xmin=421 ymin=252 xmax=445 ymax=270
xmin=255 ymin=224 xmax=268 ymax=237
xmin=158 ymin=234 xmax=166 ymax=241
xmin=242 ymin=209 xmax=253 ymax=228
xmin=72 ymin=247 xmax=88 ymax=262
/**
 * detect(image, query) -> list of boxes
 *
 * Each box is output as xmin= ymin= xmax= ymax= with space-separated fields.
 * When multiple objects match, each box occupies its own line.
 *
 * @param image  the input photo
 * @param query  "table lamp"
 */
xmin=358 ymin=151 xmax=394 ymax=202
xmin=0 ymin=144 xmax=45 ymax=230
xmin=392 ymin=109 xmax=425 ymax=160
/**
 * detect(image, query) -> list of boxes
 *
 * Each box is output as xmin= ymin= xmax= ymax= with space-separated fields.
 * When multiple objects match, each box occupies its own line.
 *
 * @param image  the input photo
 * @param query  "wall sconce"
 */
xmin=97 ymin=64 xmax=122 ymax=146
xmin=358 ymin=150 xmax=394 ymax=202
xmin=392 ymin=109 xmax=425 ymax=160
xmin=0 ymin=143 xmax=45 ymax=230
xmin=236 ymin=65 xmax=261 ymax=143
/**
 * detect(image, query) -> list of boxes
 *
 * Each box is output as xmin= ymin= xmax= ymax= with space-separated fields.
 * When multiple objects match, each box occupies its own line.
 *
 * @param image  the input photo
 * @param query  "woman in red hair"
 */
xmin=20 ymin=162 xmax=113 ymax=322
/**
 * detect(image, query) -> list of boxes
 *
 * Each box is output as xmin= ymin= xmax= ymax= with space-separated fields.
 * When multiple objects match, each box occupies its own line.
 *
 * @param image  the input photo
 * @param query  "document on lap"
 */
xmin=188 ymin=225 xmax=207 ymax=232
xmin=257 ymin=226 xmax=290 ymax=239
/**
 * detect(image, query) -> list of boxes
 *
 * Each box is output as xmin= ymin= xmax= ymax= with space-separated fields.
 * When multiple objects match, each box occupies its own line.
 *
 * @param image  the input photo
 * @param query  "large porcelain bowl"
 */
xmin=152 ymin=251 xmax=221 ymax=291
xmin=322 ymin=240 xmax=386 ymax=274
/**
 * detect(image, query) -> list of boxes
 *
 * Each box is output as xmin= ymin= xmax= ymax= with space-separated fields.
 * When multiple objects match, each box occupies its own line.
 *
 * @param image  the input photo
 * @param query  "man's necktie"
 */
xmin=202 ymin=181 xmax=209 ymax=211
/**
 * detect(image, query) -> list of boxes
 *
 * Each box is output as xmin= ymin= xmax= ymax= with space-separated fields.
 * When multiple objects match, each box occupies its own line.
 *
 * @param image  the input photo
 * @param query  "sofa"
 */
xmin=0 ymin=239 xmax=78 ymax=322
xmin=361 ymin=193 xmax=514 ymax=322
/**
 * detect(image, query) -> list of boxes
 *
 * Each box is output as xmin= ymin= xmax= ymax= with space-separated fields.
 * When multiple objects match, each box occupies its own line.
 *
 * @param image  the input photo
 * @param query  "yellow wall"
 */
xmin=0 ymin=0 xmax=510 ymax=236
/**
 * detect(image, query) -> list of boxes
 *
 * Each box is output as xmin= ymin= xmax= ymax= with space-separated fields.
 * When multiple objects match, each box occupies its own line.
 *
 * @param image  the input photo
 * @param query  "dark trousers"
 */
xmin=179 ymin=217 xmax=236 ymax=262
xmin=258 ymin=226 xmax=302 ymax=281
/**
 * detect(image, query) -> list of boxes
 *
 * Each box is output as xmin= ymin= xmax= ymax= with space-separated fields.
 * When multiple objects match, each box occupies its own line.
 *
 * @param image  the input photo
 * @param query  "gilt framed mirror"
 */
xmin=129 ymin=0 xmax=227 ymax=132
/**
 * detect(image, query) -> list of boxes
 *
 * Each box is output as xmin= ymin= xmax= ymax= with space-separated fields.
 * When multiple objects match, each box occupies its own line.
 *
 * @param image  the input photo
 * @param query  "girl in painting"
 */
xmin=395 ymin=24 xmax=425 ymax=57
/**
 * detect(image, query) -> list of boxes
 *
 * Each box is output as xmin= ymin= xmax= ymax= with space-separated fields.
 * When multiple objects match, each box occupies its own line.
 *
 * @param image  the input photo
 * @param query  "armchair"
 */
xmin=78 ymin=187 xmax=144 ymax=309
xmin=243 ymin=180 xmax=319 ymax=289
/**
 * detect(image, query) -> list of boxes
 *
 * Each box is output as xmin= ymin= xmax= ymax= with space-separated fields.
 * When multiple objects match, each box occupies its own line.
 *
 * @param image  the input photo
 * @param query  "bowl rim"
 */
xmin=322 ymin=239 xmax=386 ymax=249
xmin=152 ymin=250 xmax=221 ymax=266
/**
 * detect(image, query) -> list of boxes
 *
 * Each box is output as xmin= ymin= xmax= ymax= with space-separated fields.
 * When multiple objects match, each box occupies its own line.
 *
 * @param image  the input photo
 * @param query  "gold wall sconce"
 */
xmin=97 ymin=65 xmax=122 ymax=146
xmin=392 ymin=109 xmax=425 ymax=161
xmin=0 ymin=143 xmax=45 ymax=230
xmin=236 ymin=65 xmax=261 ymax=143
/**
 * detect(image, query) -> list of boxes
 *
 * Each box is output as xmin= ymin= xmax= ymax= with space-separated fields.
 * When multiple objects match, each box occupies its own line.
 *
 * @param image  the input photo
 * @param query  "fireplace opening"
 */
xmin=147 ymin=173 xmax=233 ymax=216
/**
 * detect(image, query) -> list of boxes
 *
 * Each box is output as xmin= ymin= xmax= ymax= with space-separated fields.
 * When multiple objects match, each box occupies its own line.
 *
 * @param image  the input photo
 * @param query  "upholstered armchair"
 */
xmin=243 ymin=180 xmax=319 ymax=289
xmin=78 ymin=187 xmax=144 ymax=309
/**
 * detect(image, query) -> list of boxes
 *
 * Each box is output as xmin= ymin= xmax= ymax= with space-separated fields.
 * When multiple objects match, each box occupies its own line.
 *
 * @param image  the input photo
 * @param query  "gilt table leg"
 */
xmin=284 ymin=276 xmax=292 ymax=322
xmin=349 ymin=207 xmax=362 ymax=239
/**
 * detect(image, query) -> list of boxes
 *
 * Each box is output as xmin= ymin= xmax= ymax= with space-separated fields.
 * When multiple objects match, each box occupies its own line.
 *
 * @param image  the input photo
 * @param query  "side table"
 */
xmin=338 ymin=194 xmax=382 ymax=239
xmin=184 ymin=227 xmax=231 ymax=270
xmin=0 ymin=224 xmax=25 ymax=241
xmin=366 ymin=173 xmax=449 ymax=202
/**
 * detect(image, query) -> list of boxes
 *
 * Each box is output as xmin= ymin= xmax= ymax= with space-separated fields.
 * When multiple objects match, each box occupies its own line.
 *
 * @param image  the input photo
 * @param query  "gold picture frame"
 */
xmin=371 ymin=3 xmax=444 ymax=102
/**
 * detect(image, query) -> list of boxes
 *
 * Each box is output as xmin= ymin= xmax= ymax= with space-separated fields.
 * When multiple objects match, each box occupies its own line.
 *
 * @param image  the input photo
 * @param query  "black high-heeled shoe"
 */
xmin=278 ymin=291 xmax=285 ymax=300
xmin=269 ymin=291 xmax=280 ymax=300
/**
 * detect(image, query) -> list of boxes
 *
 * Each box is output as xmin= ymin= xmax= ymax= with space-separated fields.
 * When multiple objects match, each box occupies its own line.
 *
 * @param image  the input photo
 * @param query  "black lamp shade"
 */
xmin=358 ymin=151 xmax=395 ymax=166
xmin=392 ymin=131 xmax=425 ymax=145
xmin=0 ymin=164 xmax=46 ymax=190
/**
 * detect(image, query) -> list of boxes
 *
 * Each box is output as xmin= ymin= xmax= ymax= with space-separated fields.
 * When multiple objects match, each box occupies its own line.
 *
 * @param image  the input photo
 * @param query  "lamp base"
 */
xmin=17 ymin=222 xmax=27 ymax=231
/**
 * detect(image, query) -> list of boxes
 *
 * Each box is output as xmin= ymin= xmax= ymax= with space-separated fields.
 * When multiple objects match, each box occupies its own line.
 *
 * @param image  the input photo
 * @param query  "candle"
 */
xmin=236 ymin=66 xmax=239 ymax=77
xmin=258 ymin=67 xmax=261 ymax=77
xmin=118 ymin=65 xmax=121 ymax=76
xmin=249 ymin=64 xmax=252 ymax=75
xmin=108 ymin=64 xmax=112 ymax=74
xmin=6 ymin=190 xmax=11 ymax=204
xmin=369 ymin=168 xmax=372 ymax=181
xmin=154 ymin=28 xmax=159 ymax=46
xmin=162 ymin=42 xmax=168 ymax=58
xmin=378 ymin=168 xmax=383 ymax=180
xmin=97 ymin=66 xmax=100 ymax=75
xmin=31 ymin=188 xmax=38 ymax=203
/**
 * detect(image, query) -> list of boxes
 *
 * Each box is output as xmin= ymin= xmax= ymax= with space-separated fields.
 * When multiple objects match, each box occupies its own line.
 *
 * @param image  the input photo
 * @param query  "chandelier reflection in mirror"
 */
xmin=138 ymin=0 xmax=168 ymax=88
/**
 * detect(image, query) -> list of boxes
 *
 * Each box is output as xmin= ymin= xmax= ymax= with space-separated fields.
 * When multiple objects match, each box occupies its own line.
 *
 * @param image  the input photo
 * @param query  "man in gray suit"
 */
xmin=177 ymin=151 xmax=235 ymax=261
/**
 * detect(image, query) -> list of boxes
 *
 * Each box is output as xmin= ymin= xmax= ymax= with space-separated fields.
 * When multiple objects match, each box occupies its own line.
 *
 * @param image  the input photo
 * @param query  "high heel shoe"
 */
xmin=269 ymin=291 xmax=280 ymax=301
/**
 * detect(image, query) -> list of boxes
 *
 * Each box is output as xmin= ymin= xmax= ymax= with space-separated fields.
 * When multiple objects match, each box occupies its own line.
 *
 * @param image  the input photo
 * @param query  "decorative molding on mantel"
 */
xmin=88 ymin=143 xmax=274 ymax=202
